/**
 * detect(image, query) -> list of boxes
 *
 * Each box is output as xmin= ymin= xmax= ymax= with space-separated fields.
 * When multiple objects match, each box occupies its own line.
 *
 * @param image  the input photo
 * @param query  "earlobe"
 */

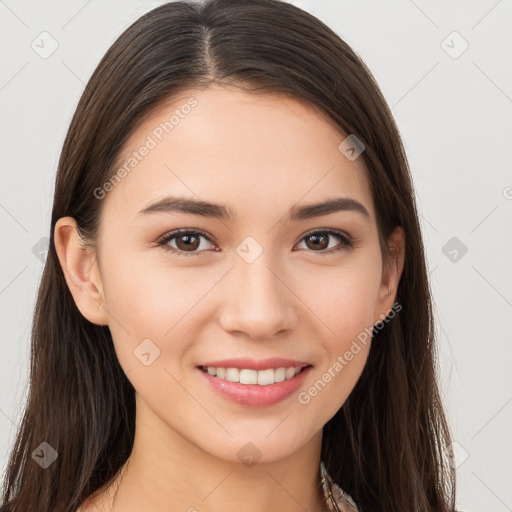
xmin=374 ymin=226 xmax=405 ymax=325
xmin=54 ymin=217 xmax=109 ymax=326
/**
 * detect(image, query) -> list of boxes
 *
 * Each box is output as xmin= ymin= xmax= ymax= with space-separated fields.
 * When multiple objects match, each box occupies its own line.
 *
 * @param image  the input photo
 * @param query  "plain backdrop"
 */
xmin=1 ymin=1 xmax=511 ymax=510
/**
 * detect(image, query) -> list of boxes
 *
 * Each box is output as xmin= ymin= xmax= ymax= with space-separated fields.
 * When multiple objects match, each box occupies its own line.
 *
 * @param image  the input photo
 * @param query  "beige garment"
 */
xmin=320 ymin=460 xmax=359 ymax=512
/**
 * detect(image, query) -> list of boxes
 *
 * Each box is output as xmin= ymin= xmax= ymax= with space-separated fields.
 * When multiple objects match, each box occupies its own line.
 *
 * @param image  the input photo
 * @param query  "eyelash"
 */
xmin=156 ymin=228 xmax=357 ymax=257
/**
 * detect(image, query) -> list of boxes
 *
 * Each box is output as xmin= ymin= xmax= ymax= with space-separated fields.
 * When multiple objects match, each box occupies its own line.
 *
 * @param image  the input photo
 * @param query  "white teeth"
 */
xmin=225 ymin=368 xmax=240 ymax=383
xmin=203 ymin=366 xmax=303 ymax=385
xmin=239 ymin=369 xmax=258 ymax=384
xmin=285 ymin=367 xmax=296 ymax=379
xmin=257 ymin=369 xmax=275 ymax=386
xmin=274 ymin=367 xmax=286 ymax=383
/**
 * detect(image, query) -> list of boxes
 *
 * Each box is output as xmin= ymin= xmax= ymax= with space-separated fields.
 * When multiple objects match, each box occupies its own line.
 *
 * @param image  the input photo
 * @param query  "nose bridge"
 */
xmin=219 ymin=243 xmax=297 ymax=339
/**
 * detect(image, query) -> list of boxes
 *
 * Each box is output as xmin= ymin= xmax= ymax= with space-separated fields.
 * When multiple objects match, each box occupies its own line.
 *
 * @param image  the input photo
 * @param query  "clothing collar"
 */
xmin=320 ymin=460 xmax=359 ymax=512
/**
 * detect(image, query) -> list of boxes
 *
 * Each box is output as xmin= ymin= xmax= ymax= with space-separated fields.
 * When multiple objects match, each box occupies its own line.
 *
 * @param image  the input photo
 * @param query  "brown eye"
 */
xmin=157 ymin=229 xmax=215 ymax=256
xmin=175 ymin=233 xmax=200 ymax=251
xmin=296 ymin=230 xmax=353 ymax=254
xmin=304 ymin=233 xmax=329 ymax=250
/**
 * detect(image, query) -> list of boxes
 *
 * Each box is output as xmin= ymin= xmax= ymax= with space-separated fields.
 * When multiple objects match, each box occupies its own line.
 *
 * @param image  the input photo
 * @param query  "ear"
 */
xmin=373 ymin=226 xmax=405 ymax=325
xmin=54 ymin=216 xmax=109 ymax=326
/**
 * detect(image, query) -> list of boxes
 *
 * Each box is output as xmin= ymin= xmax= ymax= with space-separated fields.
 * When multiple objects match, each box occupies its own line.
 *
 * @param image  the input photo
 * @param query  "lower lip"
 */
xmin=197 ymin=366 xmax=312 ymax=408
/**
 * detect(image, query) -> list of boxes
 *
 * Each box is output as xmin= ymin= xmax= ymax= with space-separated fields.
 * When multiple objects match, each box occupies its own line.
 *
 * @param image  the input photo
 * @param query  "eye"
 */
xmin=157 ymin=229 xmax=216 ymax=257
xmin=295 ymin=229 xmax=355 ymax=254
xmin=156 ymin=228 xmax=356 ymax=257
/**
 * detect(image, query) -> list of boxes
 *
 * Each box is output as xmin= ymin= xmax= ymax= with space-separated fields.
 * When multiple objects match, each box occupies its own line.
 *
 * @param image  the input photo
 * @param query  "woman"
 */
xmin=0 ymin=0 xmax=456 ymax=510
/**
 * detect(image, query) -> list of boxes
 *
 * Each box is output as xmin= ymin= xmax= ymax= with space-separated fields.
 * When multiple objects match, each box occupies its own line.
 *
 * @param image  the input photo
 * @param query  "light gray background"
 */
xmin=1 ymin=1 xmax=511 ymax=510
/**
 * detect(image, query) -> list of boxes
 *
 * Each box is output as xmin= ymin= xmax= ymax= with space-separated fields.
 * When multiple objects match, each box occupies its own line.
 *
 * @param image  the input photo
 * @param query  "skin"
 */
xmin=55 ymin=83 xmax=405 ymax=512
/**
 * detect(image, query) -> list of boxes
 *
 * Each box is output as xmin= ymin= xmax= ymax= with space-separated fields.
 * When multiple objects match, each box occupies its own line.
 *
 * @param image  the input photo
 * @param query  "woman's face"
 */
xmin=67 ymin=84 xmax=403 ymax=464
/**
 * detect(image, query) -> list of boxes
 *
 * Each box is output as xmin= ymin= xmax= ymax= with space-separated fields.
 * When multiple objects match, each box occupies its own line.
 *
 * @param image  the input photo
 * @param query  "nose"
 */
xmin=218 ymin=255 xmax=299 ymax=341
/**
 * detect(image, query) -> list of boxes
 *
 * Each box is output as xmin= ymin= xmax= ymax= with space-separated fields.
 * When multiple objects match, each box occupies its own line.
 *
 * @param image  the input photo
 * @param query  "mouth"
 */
xmin=197 ymin=364 xmax=312 ymax=386
xmin=196 ymin=362 xmax=313 ymax=408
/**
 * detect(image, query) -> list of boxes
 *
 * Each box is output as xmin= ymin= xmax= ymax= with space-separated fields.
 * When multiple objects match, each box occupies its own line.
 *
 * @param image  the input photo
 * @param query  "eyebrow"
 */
xmin=138 ymin=196 xmax=370 ymax=222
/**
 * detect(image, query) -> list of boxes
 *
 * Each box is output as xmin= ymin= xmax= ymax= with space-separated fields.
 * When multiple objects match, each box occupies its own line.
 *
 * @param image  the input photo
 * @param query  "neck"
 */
xmin=103 ymin=394 xmax=328 ymax=512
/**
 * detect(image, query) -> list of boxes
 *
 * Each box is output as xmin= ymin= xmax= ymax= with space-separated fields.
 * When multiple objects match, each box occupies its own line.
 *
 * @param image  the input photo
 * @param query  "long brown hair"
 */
xmin=0 ymin=1 xmax=456 ymax=510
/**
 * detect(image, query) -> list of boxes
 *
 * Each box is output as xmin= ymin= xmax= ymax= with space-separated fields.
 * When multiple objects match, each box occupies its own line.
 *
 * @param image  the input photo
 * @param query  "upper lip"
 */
xmin=198 ymin=358 xmax=312 ymax=371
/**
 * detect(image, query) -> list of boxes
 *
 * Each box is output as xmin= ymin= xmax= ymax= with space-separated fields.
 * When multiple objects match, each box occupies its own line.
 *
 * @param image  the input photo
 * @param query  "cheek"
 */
xmin=102 ymin=264 xmax=200 ymax=402
xmin=300 ymin=255 xmax=382 ymax=340
xmin=102 ymin=255 xmax=196 ymax=330
xmin=294 ymin=254 xmax=380 ymax=417
xmin=298 ymin=278 xmax=375 ymax=427
xmin=301 ymin=343 xmax=370 ymax=432
xmin=100 ymin=254 xmax=222 ymax=379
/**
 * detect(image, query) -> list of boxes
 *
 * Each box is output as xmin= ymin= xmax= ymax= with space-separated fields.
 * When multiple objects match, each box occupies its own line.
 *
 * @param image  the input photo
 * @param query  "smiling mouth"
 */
xmin=198 ymin=364 xmax=312 ymax=386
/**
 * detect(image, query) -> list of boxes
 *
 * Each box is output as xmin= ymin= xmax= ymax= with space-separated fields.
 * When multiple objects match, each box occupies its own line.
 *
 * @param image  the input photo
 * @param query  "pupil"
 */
xmin=179 ymin=234 xmax=198 ymax=250
xmin=309 ymin=234 xmax=327 ymax=250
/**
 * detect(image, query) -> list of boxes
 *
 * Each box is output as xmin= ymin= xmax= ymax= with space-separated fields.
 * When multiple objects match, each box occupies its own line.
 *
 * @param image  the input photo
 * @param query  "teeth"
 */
xmin=285 ymin=367 xmax=296 ymax=379
xmin=203 ymin=366 xmax=303 ymax=385
xmin=274 ymin=367 xmax=286 ymax=382
xmin=225 ymin=368 xmax=239 ymax=382
xmin=240 ymin=369 xmax=257 ymax=384
xmin=257 ymin=369 xmax=274 ymax=386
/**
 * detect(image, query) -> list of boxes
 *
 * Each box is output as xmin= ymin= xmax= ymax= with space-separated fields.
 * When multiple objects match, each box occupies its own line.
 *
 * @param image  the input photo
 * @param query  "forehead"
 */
xmin=101 ymin=84 xmax=375 ymax=225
